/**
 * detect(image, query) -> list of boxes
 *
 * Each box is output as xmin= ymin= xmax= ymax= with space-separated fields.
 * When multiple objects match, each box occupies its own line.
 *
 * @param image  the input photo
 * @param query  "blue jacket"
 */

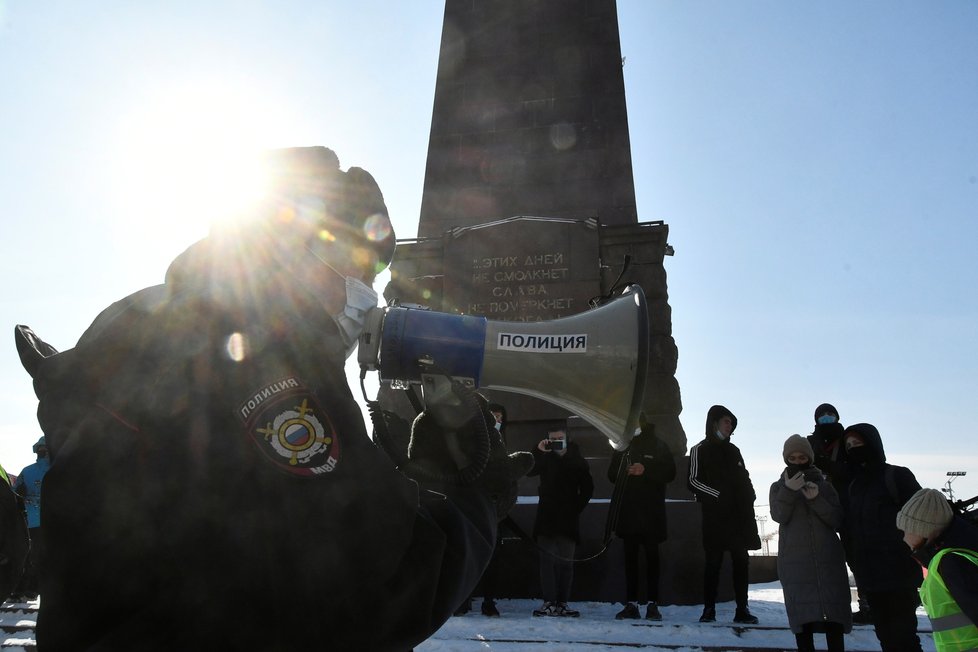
xmin=14 ymin=457 xmax=49 ymax=528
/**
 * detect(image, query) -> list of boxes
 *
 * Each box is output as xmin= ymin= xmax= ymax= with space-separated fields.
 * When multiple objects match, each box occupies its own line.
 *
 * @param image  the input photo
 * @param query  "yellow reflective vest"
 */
xmin=921 ymin=547 xmax=978 ymax=652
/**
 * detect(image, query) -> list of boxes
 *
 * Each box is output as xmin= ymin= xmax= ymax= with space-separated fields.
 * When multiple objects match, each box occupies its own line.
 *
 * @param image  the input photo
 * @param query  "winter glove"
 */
xmin=783 ymin=470 xmax=805 ymax=491
xmin=801 ymin=482 xmax=819 ymax=500
xmin=407 ymin=393 xmax=533 ymax=520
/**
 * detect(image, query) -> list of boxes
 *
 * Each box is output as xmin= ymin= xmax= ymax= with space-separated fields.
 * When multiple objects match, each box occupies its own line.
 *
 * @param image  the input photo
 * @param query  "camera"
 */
xmin=545 ymin=439 xmax=566 ymax=451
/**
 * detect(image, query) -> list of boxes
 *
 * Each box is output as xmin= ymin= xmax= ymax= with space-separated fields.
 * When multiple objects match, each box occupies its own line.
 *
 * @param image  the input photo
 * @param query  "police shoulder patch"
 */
xmin=238 ymin=376 xmax=341 ymax=477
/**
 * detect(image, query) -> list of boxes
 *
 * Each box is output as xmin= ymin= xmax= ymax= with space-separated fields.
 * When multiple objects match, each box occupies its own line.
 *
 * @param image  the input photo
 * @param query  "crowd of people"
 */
xmin=458 ymin=402 xmax=976 ymax=652
xmin=6 ymin=144 xmax=975 ymax=651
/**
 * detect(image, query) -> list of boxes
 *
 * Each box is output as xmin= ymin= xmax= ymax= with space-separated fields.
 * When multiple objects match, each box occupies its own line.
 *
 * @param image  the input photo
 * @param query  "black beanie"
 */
xmin=814 ymin=403 xmax=839 ymax=423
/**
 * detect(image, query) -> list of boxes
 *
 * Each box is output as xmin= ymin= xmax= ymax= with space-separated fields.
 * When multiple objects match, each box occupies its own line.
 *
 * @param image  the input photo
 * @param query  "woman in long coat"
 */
xmin=770 ymin=435 xmax=852 ymax=652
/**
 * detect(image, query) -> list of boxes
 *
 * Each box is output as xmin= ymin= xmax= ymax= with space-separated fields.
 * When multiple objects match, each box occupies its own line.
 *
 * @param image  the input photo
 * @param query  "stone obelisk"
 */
xmin=380 ymin=1 xmax=746 ymax=605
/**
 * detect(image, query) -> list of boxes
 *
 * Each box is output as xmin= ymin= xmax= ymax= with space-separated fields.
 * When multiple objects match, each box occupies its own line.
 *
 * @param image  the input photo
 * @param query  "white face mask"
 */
xmin=333 ymin=275 xmax=378 ymax=359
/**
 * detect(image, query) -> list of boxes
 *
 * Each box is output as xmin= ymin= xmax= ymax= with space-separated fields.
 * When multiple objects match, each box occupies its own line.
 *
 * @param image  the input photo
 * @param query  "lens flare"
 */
xmin=226 ymin=332 xmax=247 ymax=362
xmin=362 ymin=213 xmax=392 ymax=242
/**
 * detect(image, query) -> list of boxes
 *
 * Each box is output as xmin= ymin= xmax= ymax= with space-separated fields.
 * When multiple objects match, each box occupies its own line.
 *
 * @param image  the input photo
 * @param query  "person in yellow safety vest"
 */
xmin=0 ymin=465 xmax=9 ymax=486
xmin=896 ymin=488 xmax=978 ymax=652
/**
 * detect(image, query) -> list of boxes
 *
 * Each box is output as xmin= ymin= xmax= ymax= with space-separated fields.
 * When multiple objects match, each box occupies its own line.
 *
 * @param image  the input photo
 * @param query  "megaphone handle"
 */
xmin=364 ymin=378 xmax=490 ymax=487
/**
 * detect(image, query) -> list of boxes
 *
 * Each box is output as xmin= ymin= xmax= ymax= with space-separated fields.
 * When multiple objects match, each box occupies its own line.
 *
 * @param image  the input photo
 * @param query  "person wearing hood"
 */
xmin=843 ymin=423 xmax=923 ymax=651
xmin=11 ymin=435 xmax=49 ymax=601
xmin=687 ymin=405 xmax=762 ymax=624
xmin=14 ymin=146 xmax=531 ymax=650
xmin=607 ymin=413 xmax=677 ymax=621
xmin=896 ymin=488 xmax=978 ymax=652
xmin=770 ymin=435 xmax=851 ymax=652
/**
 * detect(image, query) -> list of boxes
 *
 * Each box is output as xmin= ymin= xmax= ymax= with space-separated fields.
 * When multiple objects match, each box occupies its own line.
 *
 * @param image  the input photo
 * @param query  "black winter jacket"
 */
xmin=843 ymin=423 xmax=922 ymax=592
xmin=607 ymin=428 xmax=676 ymax=540
xmin=22 ymin=237 xmax=497 ymax=651
xmin=687 ymin=406 xmax=761 ymax=551
xmin=529 ymin=442 xmax=594 ymax=542
xmin=807 ymin=421 xmax=848 ymax=497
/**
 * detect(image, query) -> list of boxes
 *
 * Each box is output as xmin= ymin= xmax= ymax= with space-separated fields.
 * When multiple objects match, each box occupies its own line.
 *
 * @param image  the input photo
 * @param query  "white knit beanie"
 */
xmin=895 ymin=488 xmax=953 ymax=538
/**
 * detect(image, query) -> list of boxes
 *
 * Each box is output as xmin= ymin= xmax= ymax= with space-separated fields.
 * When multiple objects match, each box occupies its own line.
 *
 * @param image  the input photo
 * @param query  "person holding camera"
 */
xmin=529 ymin=424 xmax=593 ymax=617
xmin=15 ymin=146 xmax=531 ymax=651
xmin=770 ymin=435 xmax=851 ymax=652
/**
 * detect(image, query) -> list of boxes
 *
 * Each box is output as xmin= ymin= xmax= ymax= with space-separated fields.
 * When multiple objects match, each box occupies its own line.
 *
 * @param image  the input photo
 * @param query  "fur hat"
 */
xmin=896 ymin=488 xmax=953 ymax=538
xmin=782 ymin=434 xmax=814 ymax=463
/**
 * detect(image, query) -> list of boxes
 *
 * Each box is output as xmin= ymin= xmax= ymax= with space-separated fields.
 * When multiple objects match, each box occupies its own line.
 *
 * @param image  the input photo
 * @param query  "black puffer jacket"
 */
xmin=529 ymin=441 xmax=594 ymax=542
xmin=687 ymin=405 xmax=761 ymax=550
xmin=843 ymin=422 xmax=922 ymax=592
xmin=607 ymin=426 xmax=676 ymax=540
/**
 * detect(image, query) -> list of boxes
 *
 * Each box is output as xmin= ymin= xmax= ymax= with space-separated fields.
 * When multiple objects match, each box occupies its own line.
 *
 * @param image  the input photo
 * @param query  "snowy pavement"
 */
xmin=417 ymin=583 xmax=937 ymax=652
xmin=0 ymin=584 xmax=937 ymax=650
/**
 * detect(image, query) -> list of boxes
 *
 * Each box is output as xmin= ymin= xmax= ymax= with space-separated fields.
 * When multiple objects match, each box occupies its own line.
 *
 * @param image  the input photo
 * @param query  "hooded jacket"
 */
xmin=687 ymin=406 xmax=762 ymax=550
xmin=843 ymin=422 xmax=922 ymax=592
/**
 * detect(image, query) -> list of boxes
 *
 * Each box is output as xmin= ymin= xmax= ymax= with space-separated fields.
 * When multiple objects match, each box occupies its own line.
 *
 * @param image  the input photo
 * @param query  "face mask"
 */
xmin=785 ymin=461 xmax=810 ymax=475
xmin=494 ymin=422 xmax=503 ymax=432
xmin=817 ymin=415 xmax=837 ymax=425
xmin=332 ymin=276 xmax=379 ymax=359
xmin=847 ymin=446 xmax=871 ymax=465
xmin=714 ymin=430 xmax=727 ymax=441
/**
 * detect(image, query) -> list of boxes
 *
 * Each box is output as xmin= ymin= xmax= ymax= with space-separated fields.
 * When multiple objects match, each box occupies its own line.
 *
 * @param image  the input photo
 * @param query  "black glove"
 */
xmin=407 ymin=394 xmax=532 ymax=520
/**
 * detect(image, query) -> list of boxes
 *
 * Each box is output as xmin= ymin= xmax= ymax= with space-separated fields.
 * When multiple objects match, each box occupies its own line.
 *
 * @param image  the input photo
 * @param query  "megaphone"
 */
xmin=358 ymin=284 xmax=648 ymax=450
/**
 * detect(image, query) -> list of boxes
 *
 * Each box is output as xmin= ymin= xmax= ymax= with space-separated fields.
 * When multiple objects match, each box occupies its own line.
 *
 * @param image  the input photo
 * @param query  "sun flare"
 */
xmin=107 ymin=81 xmax=291 ymax=253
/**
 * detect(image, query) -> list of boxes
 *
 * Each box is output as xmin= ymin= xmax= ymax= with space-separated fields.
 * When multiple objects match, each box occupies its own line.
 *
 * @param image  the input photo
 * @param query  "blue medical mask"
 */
xmin=817 ymin=415 xmax=837 ymax=425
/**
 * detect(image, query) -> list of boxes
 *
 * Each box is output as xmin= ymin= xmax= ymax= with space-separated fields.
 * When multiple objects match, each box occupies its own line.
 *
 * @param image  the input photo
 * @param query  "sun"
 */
xmin=106 ymin=80 xmax=294 ymax=255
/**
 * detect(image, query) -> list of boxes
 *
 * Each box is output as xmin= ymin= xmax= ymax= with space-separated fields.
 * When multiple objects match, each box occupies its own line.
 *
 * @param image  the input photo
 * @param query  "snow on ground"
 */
xmin=417 ymin=582 xmax=937 ymax=651
xmin=0 ymin=585 xmax=937 ymax=650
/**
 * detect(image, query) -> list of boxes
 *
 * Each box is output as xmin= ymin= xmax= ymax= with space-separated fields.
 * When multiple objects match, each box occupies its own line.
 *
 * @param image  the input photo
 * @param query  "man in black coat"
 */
xmin=529 ymin=423 xmax=594 ymax=618
xmin=807 ymin=403 xmax=848 ymax=492
xmin=15 ymin=146 xmax=529 ymax=651
xmin=843 ymin=423 xmax=923 ymax=652
xmin=607 ymin=415 xmax=676 ymax=620
xmin=687 ymin=405 xmax=762 ymax=624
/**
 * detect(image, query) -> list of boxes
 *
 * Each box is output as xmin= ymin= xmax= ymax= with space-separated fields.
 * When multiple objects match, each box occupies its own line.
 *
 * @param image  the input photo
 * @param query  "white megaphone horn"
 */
xmin=358 ymin=284 xmax=648 ymax=450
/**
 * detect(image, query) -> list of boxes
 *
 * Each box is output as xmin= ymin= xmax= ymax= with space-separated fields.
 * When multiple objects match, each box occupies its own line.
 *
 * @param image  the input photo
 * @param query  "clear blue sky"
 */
xmin=1 ymin=1 xmax=976 ymax=505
